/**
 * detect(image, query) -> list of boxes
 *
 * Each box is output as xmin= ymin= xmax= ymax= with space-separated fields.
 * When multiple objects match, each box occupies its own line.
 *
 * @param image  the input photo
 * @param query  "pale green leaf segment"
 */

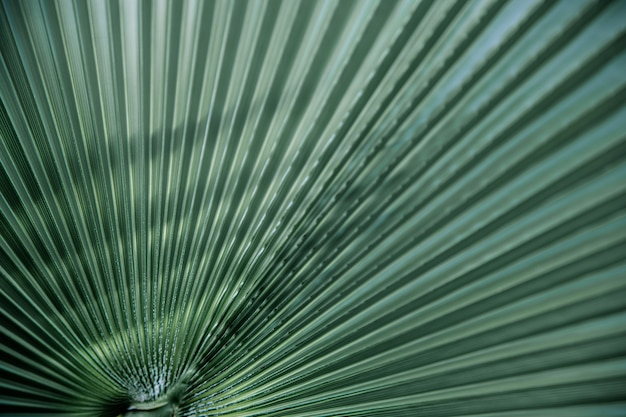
xmin=0 ymin=0 xmax=625 ymax=415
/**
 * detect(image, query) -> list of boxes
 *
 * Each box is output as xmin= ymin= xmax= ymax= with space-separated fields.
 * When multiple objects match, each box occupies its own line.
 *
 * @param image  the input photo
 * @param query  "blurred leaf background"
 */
xmin=1 ymin=0 xmax=625 ymax=416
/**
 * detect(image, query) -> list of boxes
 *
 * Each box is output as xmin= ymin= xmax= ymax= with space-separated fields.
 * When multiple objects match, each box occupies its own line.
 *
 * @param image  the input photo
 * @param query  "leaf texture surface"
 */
xmin=1 ymin=0 xmax=625 ymax=416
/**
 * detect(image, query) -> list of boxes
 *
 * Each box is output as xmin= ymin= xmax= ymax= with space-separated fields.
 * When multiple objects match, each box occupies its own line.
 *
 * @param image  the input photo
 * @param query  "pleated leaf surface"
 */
xmin=1 ymin=0 xmax=625 ymax=416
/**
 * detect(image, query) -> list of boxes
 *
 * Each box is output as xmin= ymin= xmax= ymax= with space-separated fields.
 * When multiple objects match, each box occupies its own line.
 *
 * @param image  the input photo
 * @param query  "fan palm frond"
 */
xmin=1 ymin=0 xmax=625 ymax=416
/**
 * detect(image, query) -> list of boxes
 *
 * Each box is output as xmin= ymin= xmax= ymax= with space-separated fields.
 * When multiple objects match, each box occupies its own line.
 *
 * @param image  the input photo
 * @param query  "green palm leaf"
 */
xmin=1 ymin=0 xmax=625 ymax=416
